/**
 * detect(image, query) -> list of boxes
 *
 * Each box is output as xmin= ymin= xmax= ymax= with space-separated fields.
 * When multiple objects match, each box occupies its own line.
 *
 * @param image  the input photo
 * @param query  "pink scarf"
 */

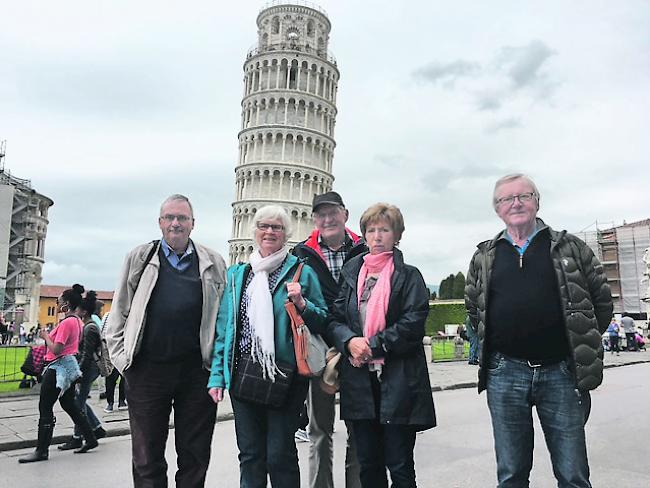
xmin=357 ymin=251 xmax=394 ymax=364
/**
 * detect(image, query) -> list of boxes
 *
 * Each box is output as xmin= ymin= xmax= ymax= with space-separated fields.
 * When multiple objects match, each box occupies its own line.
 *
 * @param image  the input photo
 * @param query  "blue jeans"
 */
xmin=469 ymin=335 xmax=479 ymax=362
xmin=74 ymin=362 xmax=102 ymax=436
xmin=231 ymin=378 xmax=308 ymax=488
xmin=486 ymin=353 xmax=591 ymax=488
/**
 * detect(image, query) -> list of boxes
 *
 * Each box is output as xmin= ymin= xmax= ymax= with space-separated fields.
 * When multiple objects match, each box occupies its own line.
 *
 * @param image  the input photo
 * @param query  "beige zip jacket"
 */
xmin=104 ymin=240 xmax=226 ymax=374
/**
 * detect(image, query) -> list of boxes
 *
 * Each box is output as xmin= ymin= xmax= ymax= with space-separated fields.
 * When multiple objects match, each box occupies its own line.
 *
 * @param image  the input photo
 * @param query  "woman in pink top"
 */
xmin=19 ymin=284 xmax=99 ymax=463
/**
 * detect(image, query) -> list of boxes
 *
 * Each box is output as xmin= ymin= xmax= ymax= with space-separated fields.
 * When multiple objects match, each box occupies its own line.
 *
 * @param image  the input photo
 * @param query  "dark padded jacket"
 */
xmin=465 ymin=219 xmax=613 ymax=393
xmin=78 ymin=320 xmax=101 ymax=373
xmin=328 ymin=248 xmax=436 ymax=430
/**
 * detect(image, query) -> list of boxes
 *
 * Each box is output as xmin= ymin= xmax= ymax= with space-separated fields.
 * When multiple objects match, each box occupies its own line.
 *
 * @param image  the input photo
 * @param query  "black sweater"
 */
xmin=140 ymin=249 xmax=203 ymax=362
xmin=486 ymin=231 xmax=570 ymax=362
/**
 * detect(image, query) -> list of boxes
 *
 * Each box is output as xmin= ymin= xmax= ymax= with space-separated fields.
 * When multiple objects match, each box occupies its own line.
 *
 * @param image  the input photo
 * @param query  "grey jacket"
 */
xmin=465 ymin=219 xmax=613 ymax=392
xmin=104 ymin=240 xmax=226 ymax=374
xmin=621 ymin=316 xmax=635 ymax=333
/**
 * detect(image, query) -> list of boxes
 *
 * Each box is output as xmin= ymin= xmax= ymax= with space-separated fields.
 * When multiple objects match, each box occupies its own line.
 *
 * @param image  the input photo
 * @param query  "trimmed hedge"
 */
xmin=425 ymin=302 xmax=467 ymax=336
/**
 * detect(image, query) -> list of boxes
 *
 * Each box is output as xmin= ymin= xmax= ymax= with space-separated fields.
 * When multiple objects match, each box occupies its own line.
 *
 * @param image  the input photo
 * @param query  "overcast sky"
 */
xmin=1 ymin=0 xmax=648 ymax=291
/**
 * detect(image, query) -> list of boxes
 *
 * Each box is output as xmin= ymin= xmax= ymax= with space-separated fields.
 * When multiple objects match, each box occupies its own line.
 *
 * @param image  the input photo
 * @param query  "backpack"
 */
xmin=90 ymin=321 xmax=114 ymax=377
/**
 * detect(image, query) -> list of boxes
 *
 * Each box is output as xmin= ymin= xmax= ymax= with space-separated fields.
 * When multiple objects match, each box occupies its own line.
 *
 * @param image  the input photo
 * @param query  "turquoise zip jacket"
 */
xmin=207 ymin=254 xmax=328 ymax=390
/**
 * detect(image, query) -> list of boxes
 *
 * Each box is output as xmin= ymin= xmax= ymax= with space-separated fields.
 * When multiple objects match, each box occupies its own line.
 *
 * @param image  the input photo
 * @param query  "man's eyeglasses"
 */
xmin=495 ymin=192 xmax=537 ymax=207
xmin=160 ymin=214 xmax=192 ymax=223
xmin=256 ymin=222 xmax=284 ymax=232
xmin=313 ymin=207 xmax=343 ymax=220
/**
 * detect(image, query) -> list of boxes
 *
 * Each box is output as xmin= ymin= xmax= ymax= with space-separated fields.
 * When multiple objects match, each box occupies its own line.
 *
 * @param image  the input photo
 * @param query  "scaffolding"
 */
xmin=0 ymin=143 xmax=54 ymax=324
xmin=616 ymin=220 xmax=650 ymax=314
xmin=576 ymin=220 xmax=650 ymax=316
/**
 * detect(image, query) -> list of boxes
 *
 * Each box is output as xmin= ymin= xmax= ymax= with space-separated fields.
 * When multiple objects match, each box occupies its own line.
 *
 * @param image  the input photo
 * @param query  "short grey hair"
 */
xmin=492 ymin=173 xmax=540 ymax=209
xmin=251 ymin=205 xmax=293 ymax=242
xmin=160 ymin=194 xmax=194 ymax=217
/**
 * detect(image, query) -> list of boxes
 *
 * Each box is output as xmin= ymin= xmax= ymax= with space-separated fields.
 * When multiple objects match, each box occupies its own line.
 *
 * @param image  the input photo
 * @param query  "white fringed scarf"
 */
xmin=247 ymin=246 xmax=289 ymax=380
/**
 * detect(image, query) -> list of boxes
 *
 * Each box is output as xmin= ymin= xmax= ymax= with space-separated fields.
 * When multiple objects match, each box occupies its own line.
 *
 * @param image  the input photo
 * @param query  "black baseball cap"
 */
xmin=312 ymin=191 xmax=345 ymax=212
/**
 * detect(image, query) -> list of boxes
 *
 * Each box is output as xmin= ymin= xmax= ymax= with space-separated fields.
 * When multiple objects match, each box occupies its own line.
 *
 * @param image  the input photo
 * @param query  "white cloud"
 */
xmin=1 ymin=0 xmax=648 ymax=289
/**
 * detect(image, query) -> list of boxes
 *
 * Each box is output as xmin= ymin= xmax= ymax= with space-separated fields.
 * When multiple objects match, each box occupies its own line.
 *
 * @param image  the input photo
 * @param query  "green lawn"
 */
xmin=431 ymin=340 xmax=470 ymax=361
xmin=0 ymin=346 xmax=30 ymax=393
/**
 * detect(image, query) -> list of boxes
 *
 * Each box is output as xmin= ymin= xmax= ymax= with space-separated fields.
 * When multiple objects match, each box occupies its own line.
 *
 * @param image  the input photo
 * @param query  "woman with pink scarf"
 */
xmin=329 ymin=203 xmax=436 ymax=488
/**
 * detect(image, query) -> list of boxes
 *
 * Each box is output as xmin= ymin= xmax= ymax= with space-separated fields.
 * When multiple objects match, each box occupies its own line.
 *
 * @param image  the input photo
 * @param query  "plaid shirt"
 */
xmin=319 ymin=233 xmax=354 ymax=283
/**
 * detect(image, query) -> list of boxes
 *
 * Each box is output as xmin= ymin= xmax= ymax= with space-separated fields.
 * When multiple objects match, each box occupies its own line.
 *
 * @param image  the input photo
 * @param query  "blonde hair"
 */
xmin=359 ymin=203 xmax=405 ymax=243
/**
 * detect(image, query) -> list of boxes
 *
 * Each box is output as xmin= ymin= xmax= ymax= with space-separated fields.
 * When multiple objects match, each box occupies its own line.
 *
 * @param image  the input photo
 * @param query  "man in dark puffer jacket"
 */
xmin=465 ymin=173 xmax=612 ymax=488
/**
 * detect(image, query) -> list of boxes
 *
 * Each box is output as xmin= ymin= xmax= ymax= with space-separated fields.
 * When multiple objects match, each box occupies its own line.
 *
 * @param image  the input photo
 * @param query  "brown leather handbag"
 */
xmin=285 ymin=263 xmax=328 ymax=377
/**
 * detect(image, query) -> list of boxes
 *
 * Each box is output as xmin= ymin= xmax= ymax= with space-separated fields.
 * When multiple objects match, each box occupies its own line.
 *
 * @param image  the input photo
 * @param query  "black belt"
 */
xmin=502 ymin=354 xmax=565 ymax=368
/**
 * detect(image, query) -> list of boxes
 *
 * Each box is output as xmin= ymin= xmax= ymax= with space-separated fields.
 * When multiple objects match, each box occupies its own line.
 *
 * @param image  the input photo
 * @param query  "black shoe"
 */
xmin=74 ymin=437 xmax=99 ymax=454
xmin=99 ymin=392 xmax=107 ymax=400
xmin=94 ymin=427 xmax=107 ymax=440
xmin=58 ymin=437 xmax=82 ymax=451
xmin=73 ymin=410 xmax=98 ymax=454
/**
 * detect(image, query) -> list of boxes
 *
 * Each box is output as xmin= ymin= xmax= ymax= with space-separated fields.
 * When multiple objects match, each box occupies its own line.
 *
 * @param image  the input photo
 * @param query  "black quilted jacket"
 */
xmin=465 ymin=219 xmax=613 ymax=392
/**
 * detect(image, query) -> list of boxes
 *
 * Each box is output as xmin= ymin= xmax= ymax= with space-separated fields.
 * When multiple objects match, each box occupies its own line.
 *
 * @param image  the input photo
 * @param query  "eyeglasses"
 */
xmin=495 ymin=192 xmax=537 ymax=207
xmin=160 ymin=214 xmax=192 ymax=223
xmin=313 ymin=209 xmax=342 ymax=221
xmin=256 ymin=222 xmax=284 ymax=232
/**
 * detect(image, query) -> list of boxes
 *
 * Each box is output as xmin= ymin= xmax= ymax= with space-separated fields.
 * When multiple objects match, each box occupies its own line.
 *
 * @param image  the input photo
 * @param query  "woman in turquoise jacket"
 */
xmin=208 ymin=205 xmax=328 ymax=488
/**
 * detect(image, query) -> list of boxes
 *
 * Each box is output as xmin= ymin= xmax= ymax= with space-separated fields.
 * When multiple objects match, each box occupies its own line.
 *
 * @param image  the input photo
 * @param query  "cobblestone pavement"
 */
xmin=1 ymin=348 xmax=647 ymax=451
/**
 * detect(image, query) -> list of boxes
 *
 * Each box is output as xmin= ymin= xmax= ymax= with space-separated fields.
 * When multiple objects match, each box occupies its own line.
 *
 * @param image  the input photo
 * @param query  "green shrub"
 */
xmin=425 ymin=302 xmax=467 ymax=336
xmin=0 ymin=347 xmax=29 ymax=395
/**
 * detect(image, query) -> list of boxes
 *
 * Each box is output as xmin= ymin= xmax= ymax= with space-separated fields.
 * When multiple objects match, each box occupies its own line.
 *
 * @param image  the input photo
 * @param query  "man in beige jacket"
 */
xmin=105 ymin=194 xmax=226 ymax=488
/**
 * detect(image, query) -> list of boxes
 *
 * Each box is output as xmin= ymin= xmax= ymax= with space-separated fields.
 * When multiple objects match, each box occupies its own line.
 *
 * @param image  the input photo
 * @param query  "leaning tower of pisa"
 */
xmin=228 ymin=1 xmax=340 ymax=264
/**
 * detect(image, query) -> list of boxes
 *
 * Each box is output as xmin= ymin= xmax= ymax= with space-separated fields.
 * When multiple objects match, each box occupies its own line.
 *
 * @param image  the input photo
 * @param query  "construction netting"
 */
xmin=616 ymin=224 xmax=650 ymax=314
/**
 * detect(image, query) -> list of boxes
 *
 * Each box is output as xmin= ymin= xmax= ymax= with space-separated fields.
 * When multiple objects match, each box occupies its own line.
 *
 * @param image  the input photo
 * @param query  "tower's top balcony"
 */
xmin=259 ymin=1 xmax=328 ymax=18
xmin=255 ymin=1 xmax=333 ymax=60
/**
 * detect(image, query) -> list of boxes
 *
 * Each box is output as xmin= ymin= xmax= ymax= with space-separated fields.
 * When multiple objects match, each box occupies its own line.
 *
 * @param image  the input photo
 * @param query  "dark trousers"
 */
xmin=124 ymin=357 xmax=217 ymax=488
xmin=231 ymin=378 xmax=308 ymax=488
xmin=39 ymin=368 xmax=87 ymax=428
xmin=350 ymin=420 xmax=417 ymax=488
xmin=625 ymin=332 xmax=637 ymax=351
xmin=105 ymin=367 xmax=126 ymax=405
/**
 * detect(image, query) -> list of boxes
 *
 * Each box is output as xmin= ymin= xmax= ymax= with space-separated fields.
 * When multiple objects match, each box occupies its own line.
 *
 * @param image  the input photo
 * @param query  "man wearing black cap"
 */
xmin=293 ymin=191 xmax=366 ymax=488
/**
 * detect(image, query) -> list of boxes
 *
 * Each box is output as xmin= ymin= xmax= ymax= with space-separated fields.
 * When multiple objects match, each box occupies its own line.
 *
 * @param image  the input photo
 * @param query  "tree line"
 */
xmin=434 ymin=272 xmax=465 ymax=300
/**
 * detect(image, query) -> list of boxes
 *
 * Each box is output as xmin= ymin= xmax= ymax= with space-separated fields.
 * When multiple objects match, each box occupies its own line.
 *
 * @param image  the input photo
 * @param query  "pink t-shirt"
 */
xmin=44 ymin=316 xmax=82 ymax=362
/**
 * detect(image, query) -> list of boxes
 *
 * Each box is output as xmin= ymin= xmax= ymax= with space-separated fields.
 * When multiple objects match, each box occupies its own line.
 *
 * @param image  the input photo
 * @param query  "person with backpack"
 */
xmin=58 ymin=291 xmax=107 ymax=451
xmin=104 ymin=194 xmax=227 ymax=487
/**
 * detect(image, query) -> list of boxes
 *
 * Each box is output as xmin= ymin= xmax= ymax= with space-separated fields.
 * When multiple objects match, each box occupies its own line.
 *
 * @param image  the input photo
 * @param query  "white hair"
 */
xmin=492 ymin=173 xmax=540 ymax=209
xmin=251 ymin=205 xmax=293 ymax=243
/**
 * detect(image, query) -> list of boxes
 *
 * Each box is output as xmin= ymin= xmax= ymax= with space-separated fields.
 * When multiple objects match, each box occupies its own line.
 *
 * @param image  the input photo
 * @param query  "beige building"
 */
xmin=0 ymin=147 xmax=53 ymax=328
xmin=38 ymin=285 xmax=113 ymax=329
xmin=229 ymin=1 xmax=340 ymax=263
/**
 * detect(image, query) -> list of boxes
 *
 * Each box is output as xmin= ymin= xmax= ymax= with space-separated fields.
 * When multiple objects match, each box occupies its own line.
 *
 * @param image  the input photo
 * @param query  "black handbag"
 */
xmin=231 ymin=353 xmax=294 ymax=408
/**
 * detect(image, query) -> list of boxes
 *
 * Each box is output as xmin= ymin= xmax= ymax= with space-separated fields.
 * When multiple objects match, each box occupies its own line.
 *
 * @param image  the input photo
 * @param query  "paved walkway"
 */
xmin=1 ymin=349 xmax=648 ymax=452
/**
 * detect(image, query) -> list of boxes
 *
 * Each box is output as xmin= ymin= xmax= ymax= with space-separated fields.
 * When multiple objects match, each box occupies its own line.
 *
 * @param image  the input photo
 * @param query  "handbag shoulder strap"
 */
xmin=291 ymin=262 xmax=304 ymax=284
xmin=286 ymin=262 xmax=305 ymax=326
